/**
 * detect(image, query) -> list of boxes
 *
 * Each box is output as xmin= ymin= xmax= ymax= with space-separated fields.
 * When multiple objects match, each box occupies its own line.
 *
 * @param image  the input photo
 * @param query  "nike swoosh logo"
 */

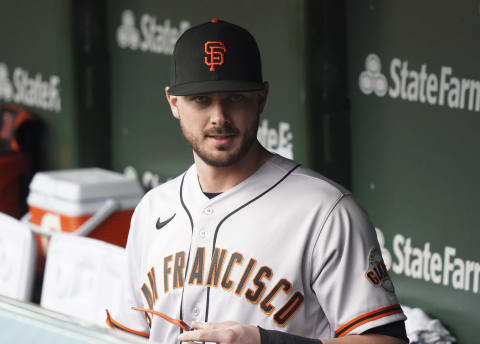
xmin=156 ymin=213 xmax=176 ymax=230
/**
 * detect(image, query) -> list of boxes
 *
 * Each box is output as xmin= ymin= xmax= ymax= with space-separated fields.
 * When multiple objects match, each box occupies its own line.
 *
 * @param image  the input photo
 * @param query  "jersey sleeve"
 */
xmin=106 ymin=203 xmax=150 ymax=338
xmin=311 ymin=195 xmax=406 ymax=337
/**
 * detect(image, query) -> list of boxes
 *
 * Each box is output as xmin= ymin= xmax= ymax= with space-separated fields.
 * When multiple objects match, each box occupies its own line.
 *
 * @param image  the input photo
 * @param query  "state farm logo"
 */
xmin=0 ymin=62 xmax=61 ymax=113
xmin=375 ymin=227 xmax=480 ymax=294
xmin=359 ymin=54 xmax=388 ymax=97
xmin=116 ymin=10 xmax=140 ymax=50
xmin=359 ymin=53 xmax=480 ymax=113
xmin=116 ymin=9 xmax=190 ymax=55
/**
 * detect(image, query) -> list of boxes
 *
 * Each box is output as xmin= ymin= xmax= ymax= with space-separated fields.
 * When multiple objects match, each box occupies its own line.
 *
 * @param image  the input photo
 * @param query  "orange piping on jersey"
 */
xmin=132 ymin=307 xmax=192 ymax=332
xmin=105 ymin=309 xmax=150 ymax=338
xmin=335 ymin=304 xmax=403 ymax=337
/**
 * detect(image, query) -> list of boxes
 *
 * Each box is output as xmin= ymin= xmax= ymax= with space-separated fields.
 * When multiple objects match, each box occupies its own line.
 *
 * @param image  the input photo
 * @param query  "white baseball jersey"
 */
xmin=109 ymin=154 xmax=406 ymax=343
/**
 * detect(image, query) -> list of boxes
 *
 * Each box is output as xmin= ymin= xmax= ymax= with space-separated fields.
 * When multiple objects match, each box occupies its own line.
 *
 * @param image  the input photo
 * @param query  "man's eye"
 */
xmin=229 ymin=94 xmax=245 ymax=102
xmin=192 ymin=96 xmax=209 ymax=104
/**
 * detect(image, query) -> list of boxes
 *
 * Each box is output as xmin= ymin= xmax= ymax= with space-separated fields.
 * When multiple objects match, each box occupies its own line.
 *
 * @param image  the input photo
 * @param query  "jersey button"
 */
xmin=203 ymin=207 xmax=214 ymax=215
xmin=192 ymin=306 xmax=200 ymax=317
xmin=199 ymin=229 xmax=207 ymax=238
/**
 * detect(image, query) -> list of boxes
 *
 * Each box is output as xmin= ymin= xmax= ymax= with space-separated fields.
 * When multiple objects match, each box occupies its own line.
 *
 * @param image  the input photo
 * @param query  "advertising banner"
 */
xmin=348 ymin=1 xmax=480 ymax=341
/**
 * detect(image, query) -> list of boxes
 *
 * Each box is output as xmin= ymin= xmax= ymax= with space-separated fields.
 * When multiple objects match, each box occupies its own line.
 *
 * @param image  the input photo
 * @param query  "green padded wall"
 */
xmin=0 ymin=0 xmax=77 ymax=169
xmin=0 ymin=0 xmax=110 ymax=170
xmin=348 ymin=1 xmax=480 ymax=341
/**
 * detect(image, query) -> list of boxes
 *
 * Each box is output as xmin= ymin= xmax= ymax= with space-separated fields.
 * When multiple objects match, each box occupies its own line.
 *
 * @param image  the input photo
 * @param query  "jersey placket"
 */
xmin=180 ymin=197 xmax=220 ymax=325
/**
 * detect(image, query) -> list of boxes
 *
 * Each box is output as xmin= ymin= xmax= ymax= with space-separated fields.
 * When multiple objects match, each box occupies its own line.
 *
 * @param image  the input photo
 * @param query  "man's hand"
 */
xmin=178 ymin=321 xmax=261 ymax=344
xmin=177 ymin=322 xmax=407 ymax=344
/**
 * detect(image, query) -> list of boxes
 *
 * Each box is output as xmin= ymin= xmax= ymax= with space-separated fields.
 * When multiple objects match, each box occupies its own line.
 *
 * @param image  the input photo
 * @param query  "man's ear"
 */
xmin=258 ymin=81 xmax=269 ymax=114
xmin=165 ymin=86 xmax=180 ymax=119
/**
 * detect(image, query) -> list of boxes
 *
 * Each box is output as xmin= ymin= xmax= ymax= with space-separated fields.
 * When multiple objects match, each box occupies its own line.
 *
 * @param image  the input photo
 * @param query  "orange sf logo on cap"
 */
xmin=204 ymin=41 xmax=227 ymax=71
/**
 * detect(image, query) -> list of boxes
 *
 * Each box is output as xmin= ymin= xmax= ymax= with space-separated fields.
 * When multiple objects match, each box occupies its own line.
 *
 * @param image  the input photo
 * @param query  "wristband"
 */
xmin=258 ymin=326 xmax=323 ymax=344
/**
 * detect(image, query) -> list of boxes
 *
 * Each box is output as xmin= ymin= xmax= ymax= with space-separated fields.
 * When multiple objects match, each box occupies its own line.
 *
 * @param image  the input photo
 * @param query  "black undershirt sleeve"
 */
xmin=258 ymin=327 xmax=322 ymax=344
xmin=362 ymin=321 xmax=409 ymax=342
xmin=258 ymin=321 xmax=408 ymax=344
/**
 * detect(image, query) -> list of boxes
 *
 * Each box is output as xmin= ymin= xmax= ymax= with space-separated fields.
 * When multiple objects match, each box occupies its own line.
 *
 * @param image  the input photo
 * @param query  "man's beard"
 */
xmin=179 ymin=117 xmax=259 ymax=167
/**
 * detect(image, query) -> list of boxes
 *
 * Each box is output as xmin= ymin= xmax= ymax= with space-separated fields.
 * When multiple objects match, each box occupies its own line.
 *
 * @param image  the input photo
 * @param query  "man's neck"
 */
xmin=194 ymin=143 xmax=273 ymax=193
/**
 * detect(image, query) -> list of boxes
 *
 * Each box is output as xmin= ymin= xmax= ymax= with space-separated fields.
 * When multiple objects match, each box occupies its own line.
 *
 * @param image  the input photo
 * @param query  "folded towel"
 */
xmin=402 ymin=305 xmax=456 ymax=344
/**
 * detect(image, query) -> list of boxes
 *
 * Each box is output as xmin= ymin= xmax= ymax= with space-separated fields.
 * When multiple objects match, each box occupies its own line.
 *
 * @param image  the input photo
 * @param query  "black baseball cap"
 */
xmin=168 ymin=18 xmax=264 ymax=96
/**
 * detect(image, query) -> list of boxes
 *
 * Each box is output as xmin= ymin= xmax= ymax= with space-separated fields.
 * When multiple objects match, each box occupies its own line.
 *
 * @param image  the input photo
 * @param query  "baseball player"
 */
xmin=107 ymin=19 xmax=408 ymax=344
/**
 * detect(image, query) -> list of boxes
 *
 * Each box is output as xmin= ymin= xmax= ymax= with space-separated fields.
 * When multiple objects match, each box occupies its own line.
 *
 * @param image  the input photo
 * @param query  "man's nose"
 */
xmin=209 ymin=101 xmax=230 ymax=126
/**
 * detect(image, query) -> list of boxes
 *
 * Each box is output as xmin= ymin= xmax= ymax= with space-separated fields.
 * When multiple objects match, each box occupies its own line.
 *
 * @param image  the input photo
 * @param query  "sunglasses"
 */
xmin=132 ymin=307 xmax=192 ymax=332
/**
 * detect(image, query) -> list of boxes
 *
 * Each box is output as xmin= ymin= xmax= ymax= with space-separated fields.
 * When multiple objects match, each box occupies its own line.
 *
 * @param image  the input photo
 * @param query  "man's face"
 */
xmin=166 ymin=88 xmax=268 ymax=167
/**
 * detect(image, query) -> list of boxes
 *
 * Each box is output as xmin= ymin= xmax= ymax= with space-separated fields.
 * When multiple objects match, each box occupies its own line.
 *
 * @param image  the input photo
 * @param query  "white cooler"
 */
xmin=22 ymin=168 xmax=144 ymax=255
